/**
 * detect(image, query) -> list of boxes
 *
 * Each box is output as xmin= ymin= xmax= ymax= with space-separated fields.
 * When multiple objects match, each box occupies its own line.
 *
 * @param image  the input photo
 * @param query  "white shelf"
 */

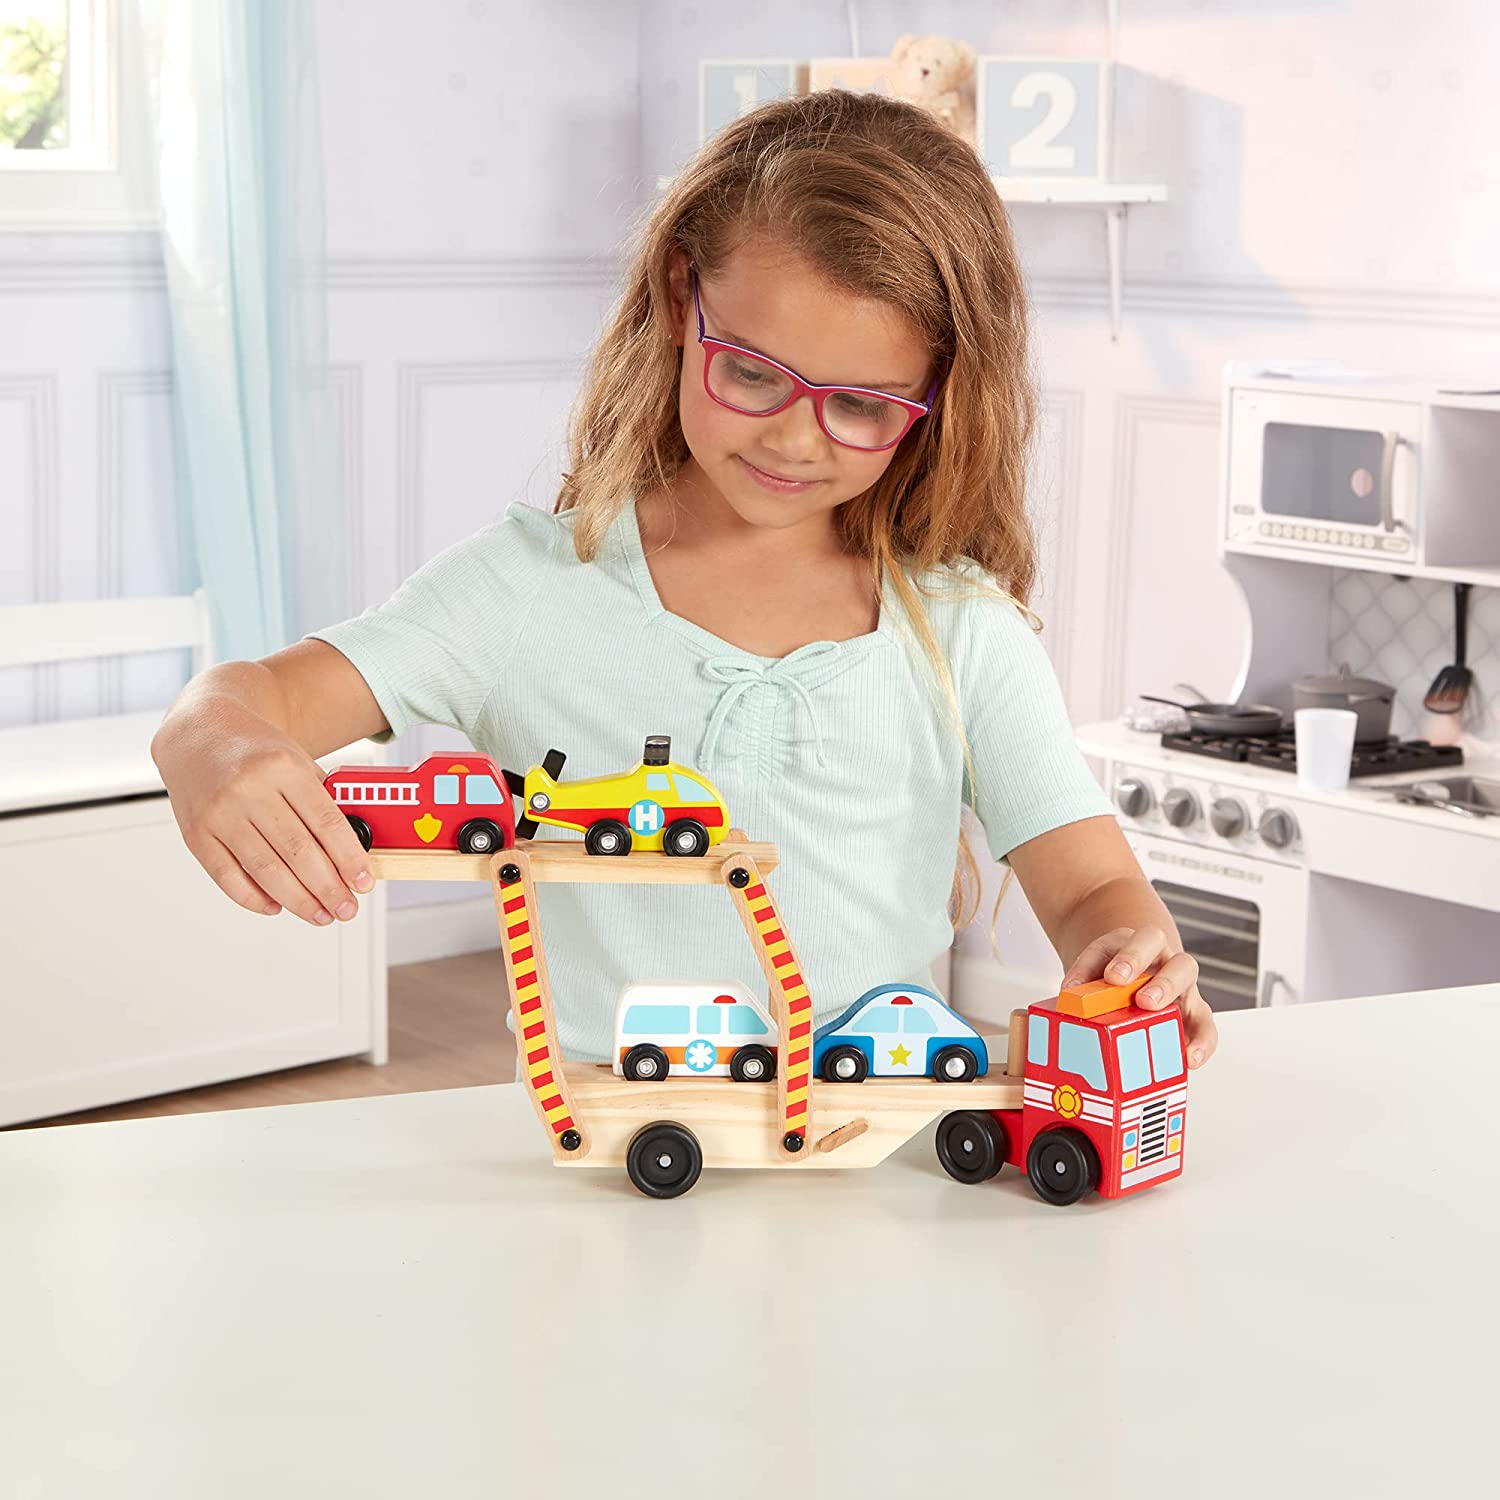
xmin=1408 ymin=561 xmax=1500 ymax=588
xmin=992 ymin=178 xmax=1167 ymax=206
xmin=1222 ymin=543 xmax=1500 ymax=591
xmin=995 ymin=177 xmax=1168 ymax=339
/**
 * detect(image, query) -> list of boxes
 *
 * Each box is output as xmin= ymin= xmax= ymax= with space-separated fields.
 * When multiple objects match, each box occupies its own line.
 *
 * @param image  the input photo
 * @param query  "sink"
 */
xmin=1389 ymin=776 xmax=1500 ymax=818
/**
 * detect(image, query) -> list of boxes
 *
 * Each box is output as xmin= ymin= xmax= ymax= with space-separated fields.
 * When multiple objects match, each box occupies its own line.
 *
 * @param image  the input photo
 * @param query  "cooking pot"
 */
xmin=1293 ymin=666 xmax=1395 ymax=743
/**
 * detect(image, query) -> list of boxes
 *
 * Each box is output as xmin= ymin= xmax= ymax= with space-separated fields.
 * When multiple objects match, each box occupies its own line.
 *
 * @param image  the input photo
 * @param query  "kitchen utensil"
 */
xmin=1390 ymin=775 xmax=1499 ymax=819
xmin=1392 ymin=784 xmax=1488 ymax=819
xmin=1293 ymin=665 xmax=1395 ymax=743
xmin=1139 ymin=694 xmax=1285 ymax=738
xmin=1293 ymin=708 xmax=1358 ymax=793
xmin=1423 ymin=583 xmax=1473 ymax=715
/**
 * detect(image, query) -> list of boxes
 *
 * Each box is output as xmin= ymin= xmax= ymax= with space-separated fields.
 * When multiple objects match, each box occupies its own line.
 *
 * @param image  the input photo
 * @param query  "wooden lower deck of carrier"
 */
xmin=370 ymin=834 xmax=1012 ymax=1170
xmin=558 ymin=1063 xmax=1022 ymax=1170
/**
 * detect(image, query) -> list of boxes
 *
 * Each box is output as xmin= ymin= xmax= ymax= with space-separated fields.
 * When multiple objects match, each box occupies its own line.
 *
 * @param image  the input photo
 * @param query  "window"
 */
xmin=1149 ymin=1021 xmax=1185 ymax=1082
xmin=863 ymin=1006 xmax=898 ymax=1034
xmin=727 ymin=1007 xmax=768 ymax=1036
xmin=1116 ymin=1028 xmax=1151 ymax=1093
xmin=0 ymin=0 xmax=155 ymax=228
xmin=901 ymin=1008 xmax=936 ymax=1034
xmin=434 ymin=776 xmax=459 ymax=805
xmin=675 ymin=775 xmax=713 ymax=801
xmin=2 ymin=0 xmax=89 ymax=159
xmin=646 ymin=772 xmax=672 ymax=792
xmin=465 ymin=775 xmax=504 ymax=805
xmin=622 ymin=1004 xmax=689 ymax=1035
xmin=1027 ymin=1013 xmax=1049 ymax=1066
xmin=694 ymin=1006 xmax=722 ymax=1035
xmin=1057 ymin=1022 xmax=1106 ymax=1091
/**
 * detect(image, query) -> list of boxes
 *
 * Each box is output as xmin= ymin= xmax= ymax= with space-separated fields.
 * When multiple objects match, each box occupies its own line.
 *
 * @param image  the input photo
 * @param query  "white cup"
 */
xmin=1294 ymin=708 xmax=1358 ymax=793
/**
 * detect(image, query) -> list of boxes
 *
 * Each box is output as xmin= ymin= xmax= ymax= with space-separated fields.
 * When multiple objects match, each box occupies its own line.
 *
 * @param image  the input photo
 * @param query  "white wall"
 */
xmin=636 ymin=0 xmax=1500 ymax=982
xmin=1 ymin=0 xmax=641 ymax=948
xmin=4 ymin=1 xmax=1498 ymax=970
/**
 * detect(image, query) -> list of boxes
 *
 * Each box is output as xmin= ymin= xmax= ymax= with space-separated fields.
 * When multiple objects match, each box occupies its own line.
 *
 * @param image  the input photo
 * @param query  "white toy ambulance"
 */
xmin=612 ymin=980 xmax=779 ymax=1083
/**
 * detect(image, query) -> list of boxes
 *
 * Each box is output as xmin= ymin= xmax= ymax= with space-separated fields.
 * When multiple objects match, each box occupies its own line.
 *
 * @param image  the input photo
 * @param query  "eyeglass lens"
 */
xmin=706 ymin=348 xmax=912 ymax=450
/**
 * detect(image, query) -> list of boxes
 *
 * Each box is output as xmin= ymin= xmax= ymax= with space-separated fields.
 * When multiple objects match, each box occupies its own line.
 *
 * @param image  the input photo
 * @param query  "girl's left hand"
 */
xmin=1060 ymin=926 xmax=1218 ymax=1070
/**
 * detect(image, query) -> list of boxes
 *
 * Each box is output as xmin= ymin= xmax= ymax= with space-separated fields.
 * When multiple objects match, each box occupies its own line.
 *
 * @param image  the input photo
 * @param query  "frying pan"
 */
xmin=1139 ymin=693 xmax=1286 ymax=737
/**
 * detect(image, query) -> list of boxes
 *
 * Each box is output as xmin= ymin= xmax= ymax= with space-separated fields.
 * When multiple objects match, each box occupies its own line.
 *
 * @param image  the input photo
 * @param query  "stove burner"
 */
xmin=1159 ymin=727 xmax=1464 ymax=779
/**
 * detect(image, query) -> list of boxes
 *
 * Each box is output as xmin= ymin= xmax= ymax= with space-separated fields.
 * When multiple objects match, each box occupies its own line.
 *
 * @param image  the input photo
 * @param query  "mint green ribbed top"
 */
xmin=310 ymin=499 xmax=1113 ymax=1062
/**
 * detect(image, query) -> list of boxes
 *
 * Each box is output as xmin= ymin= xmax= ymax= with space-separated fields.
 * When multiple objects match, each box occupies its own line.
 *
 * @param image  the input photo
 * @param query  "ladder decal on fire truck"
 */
xmin=498 ymin=879 xmax=576 ymax=1139
xmin=740 ymin=876 xmax=813 ymax=1146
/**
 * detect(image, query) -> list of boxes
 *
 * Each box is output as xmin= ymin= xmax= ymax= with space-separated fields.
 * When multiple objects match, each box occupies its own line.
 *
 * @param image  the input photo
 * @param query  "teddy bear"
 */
xmin=889 ymin=34 xmax=978 ymax=146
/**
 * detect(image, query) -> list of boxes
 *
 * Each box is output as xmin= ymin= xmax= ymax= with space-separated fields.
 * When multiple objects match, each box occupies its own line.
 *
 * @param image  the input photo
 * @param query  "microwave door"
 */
xmin=1262 ymin=421 xmax=1391 ymax=529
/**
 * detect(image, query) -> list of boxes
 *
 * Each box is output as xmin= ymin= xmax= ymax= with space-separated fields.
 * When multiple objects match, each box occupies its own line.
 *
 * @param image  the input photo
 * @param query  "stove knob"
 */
xmin=1210 ymin=797 xmax=1249 ymax=838
xmin=1115 ymin=778 xmax=1154 ymax=819
xmin=1162 ymin=788 xmax=1200 ymax=828
xmin=1258 ymin=807 xmax=1300 ymax=849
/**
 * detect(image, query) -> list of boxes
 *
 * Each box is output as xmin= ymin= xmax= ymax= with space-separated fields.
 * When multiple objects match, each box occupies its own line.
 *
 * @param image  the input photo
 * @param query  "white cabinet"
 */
xmin=0 ymin=793 xmax=386 ymax=1126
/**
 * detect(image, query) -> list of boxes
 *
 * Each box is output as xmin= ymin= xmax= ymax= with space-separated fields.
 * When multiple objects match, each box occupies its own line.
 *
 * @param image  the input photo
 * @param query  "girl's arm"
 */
xmin=150 ymin=640 xmax=388 ymax=927
xmin=1008 ymin=815 xmax=1220 ymax=1069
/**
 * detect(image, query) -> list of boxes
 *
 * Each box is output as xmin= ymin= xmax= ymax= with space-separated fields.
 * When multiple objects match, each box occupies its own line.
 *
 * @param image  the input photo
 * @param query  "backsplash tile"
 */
xmin=1328 ymin=571 xmax=1498 ymax=752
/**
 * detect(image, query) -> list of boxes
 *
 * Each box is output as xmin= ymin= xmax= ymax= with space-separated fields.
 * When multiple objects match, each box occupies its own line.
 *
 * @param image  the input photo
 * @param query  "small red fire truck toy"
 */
xmin=935 ymin=976 xmax=1189 ymax=1205
xmin=323 ymin=755 xmax=516 ymax=855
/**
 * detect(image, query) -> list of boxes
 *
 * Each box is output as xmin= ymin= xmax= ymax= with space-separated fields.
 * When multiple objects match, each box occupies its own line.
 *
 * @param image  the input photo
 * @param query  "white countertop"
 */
xmin=4 ymin=987 xmax=1497 ymax=1498
xmin=1078 ymin=716 xmax=1500 ymax=839
xmin=0 ymin=710 xmax=168 ymax=813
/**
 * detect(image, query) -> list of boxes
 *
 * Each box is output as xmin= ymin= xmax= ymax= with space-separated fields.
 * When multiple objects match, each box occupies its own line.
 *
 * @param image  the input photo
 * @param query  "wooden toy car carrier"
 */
xmin=368 ymin=834 xmax=1185 ymax=1202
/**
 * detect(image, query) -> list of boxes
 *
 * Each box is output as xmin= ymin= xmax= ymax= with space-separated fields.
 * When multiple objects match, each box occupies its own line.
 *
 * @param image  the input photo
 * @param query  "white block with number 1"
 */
xmin=699 ymin=60 xmax=809 ymax=145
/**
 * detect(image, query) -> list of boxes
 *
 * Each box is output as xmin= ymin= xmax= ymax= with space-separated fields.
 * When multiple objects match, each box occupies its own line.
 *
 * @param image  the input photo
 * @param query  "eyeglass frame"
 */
xmin=689 ymin=261 xmax=941 ymax=453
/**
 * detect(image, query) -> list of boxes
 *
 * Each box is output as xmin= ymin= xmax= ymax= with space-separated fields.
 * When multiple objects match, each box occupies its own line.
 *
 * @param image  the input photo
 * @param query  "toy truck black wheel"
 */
xmin=457 ymin=818 xmax=505 ymax=854
xmin=821 ymin=1045 xmax=868 ymax=1083
xmin=664 ymin=819 xmax=710 ymax=857
xmin=345 ymin=815 xmax=373 ymax=852
xmin=622 ymin=1043 xmax=670 ymax=1081
xmin=730 ymin=1044 xmax=776 ymax=1083
xmin=626 ymin=1121 xmax=703 ymax=1199
xmin=935 ymin=1110 xmax=1008 ymax=1185
xmin=931 ymin=1044 xmax=980 ymax=1082
xmin=585 ymin=819 xmax=632 ymax=856
xmin=1026 ymin=1127 xmax=1101 ymax=1207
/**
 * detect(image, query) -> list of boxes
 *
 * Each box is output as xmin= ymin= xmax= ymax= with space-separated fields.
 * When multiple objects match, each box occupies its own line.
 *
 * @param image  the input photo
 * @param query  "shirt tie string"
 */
xmin=699 ymin=641 xmax=853 ymax=771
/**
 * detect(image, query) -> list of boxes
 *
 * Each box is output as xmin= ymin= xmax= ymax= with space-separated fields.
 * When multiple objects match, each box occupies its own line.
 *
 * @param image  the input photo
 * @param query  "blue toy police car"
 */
xmin=812 ymin=984 xmax=989 ymax=1083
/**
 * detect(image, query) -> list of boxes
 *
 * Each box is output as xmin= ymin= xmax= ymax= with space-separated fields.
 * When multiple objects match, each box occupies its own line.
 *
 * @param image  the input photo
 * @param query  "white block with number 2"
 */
xmin=977 ymin=57 xmax=1110 ymax=182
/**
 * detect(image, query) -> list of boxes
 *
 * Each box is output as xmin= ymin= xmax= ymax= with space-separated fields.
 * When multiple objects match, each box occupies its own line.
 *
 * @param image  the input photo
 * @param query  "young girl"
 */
xmin=152 ymin=90 xmax=1217 ymax=1071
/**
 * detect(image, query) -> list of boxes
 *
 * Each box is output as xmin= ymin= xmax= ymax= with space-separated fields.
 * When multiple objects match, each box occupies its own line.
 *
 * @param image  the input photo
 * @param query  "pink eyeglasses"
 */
xmin=690 ymin=262 xmax=939 ymax=452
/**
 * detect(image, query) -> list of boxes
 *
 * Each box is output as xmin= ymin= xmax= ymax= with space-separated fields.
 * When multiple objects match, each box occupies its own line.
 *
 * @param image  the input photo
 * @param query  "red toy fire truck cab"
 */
xmin=323 ymin=755 xmax=517 ymax=855
xmin=935 ymin=974 xmax=1188 ymax=1206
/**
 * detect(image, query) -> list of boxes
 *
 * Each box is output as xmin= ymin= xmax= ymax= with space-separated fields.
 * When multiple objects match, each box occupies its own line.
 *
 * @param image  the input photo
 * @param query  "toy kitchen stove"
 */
xmin=1081 ymin=720 xmax=1495 ymax=1018
xmin=1155 ymin=726 xmax=1463 ymax=778
xmin=1081 ymin=362 xmax=1500 ymax=1017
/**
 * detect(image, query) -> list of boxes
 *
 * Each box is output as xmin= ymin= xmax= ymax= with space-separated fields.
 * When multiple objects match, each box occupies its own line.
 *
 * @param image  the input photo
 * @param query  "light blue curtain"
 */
xmin=138 ymin=0 xmax=344 ymax=662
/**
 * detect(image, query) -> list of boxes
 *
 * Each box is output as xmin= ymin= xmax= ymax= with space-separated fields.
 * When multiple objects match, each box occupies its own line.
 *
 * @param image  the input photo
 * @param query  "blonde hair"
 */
xmin=556 ymin=89 xmax=1041 ymax=932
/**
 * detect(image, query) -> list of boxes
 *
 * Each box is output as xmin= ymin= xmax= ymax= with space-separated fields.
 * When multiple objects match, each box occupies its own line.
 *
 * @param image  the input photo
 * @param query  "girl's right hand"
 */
xmin=152 ymin=702 xmax=375 ymax=926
